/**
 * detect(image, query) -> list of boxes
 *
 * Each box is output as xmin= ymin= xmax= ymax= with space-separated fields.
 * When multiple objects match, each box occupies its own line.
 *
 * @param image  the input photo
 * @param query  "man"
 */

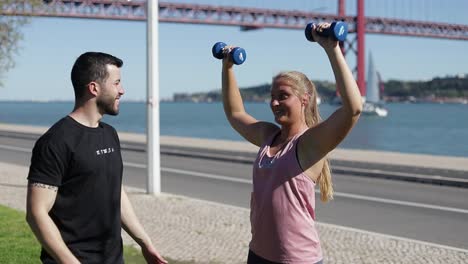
xmin=26 ymin=52 xmax=167 ymax=264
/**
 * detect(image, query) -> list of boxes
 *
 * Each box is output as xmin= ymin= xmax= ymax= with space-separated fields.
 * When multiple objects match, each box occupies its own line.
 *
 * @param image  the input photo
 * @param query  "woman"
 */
xmin=221 ymin=23 xmax=362 ymax=264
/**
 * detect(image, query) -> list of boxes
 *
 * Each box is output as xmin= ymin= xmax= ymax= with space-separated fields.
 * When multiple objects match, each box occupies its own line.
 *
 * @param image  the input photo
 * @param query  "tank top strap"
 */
xmin=289 ymin=128 xmax=309 ymax=147
xmin=261 ymin=130 xmax=280 ymax=149
xmin=270 ymin=130 xmax=281 ymax=144
xmin=260 ymin=128 xmax=309 ymax=157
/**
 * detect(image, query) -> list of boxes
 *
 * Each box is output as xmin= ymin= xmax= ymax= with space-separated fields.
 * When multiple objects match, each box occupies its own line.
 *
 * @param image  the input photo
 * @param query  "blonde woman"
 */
xmin=220 ymin=23 xmax=362 ymax=264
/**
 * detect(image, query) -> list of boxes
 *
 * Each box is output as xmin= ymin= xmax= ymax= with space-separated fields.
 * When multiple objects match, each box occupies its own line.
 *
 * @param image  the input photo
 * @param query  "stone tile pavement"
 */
xmin=1 ymin=161 xmax=468 ymax=263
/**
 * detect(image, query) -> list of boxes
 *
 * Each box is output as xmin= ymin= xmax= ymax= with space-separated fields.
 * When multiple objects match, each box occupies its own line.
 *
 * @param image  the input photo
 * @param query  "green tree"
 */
xmin=0 ymin=0 xmax=41 ymax=87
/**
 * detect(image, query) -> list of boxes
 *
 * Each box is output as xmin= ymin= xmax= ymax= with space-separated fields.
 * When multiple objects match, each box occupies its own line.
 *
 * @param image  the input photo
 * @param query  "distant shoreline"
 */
xmin=1 ymin=98 xmax=467 ymax=104
xmin=1 ymin=102 xmax=467 ymax=157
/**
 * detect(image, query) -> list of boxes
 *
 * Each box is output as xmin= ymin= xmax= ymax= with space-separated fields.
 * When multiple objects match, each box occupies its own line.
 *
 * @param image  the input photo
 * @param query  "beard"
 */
xmin=97 ymin=95 xmax=119 ymax=116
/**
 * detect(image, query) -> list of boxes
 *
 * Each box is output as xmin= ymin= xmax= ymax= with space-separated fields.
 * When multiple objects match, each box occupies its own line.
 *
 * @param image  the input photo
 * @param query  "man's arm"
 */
xmin=121 ymin=187 xmax=167 ymax=264
xmin=26 ymin=181 xmax=80 ymax=264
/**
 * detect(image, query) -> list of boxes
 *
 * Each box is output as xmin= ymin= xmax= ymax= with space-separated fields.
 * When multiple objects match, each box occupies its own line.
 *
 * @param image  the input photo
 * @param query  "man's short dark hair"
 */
xmin=71 ymin=52 xmax=123 ymax=98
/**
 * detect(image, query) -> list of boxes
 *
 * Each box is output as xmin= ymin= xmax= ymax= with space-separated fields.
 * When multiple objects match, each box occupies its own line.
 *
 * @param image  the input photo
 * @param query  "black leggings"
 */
xmin=247 ymin=250 xmax=323 ymax=264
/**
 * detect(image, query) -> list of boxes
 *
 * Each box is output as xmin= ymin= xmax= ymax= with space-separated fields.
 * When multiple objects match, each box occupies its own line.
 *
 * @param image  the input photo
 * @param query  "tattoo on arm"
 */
xmin=29 ymin=182 xmax=58 ymax=192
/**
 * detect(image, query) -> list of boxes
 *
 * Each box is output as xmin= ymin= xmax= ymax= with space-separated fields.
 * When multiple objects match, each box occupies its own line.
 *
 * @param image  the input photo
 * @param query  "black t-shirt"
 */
xmin=28 ymin=116 xmax=124 ymax=264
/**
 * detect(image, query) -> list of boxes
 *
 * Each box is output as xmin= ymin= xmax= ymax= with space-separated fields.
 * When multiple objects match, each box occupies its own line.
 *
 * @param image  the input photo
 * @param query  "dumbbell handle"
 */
xmin=305 ymin=21 xmax=348 ymax=42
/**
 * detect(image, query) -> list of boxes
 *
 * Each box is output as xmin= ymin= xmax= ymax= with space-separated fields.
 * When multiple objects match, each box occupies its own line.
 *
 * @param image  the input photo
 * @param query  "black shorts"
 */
xmin=247 ymin=250 xmax=323 ymax=264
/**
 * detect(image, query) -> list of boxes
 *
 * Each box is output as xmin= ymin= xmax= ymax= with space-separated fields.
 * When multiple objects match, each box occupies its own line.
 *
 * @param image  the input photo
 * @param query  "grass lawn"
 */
xmin=0 ymin=205 xmax=40 ymax=263
xmin=0 ymin=205 xmax=193 ymax=263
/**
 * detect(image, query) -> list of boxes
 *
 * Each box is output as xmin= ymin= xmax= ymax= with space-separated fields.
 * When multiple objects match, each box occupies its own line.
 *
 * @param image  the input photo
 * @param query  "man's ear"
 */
xmin=87 ymin=82 xmax=99 ymax=97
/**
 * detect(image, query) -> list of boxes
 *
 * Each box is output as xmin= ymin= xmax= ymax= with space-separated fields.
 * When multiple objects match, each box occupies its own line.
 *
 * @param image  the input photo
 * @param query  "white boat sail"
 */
xmin=316 ymin=96 xmax=321 ymax=105
xmin=362 ymin=52 xmax=388 ymax=117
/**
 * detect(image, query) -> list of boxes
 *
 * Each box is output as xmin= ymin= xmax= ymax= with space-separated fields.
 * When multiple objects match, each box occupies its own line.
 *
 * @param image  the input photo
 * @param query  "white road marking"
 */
xmin=333 ymin=165 xmax=468 ymax=184
xmin=162 ymin=167 xmax=251 ymax=184
xmin=2 ymin=144 xmax=468 ymax=252
xmin=332 ymin=192 xmax=468 ymax=214
xmin=0 ymin=144 xmax=31 ymax=152
xmin=2 ymin=146 xmax=467 ymax=215
xmin=123 ymin=162 xmax=468 ymax=215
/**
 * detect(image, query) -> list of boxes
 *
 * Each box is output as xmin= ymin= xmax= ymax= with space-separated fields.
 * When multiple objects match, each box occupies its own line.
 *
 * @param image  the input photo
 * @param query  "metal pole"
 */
xmin=146 ymin=0 xmax=161 ymax=194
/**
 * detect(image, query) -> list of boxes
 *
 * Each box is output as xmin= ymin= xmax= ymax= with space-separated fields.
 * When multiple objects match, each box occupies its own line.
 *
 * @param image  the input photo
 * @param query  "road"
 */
xmin=1 ymin=134 xmax=467 ymax=250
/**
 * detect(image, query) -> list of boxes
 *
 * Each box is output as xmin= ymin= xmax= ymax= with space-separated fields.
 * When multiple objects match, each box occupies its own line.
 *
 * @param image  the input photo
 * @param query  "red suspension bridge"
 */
xmin=2 ymin=0 xmax=468 ymax=96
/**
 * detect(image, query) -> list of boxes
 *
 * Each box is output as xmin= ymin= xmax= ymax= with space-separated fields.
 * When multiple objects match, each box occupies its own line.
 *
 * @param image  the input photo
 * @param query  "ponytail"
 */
xmin=319 ymin=159 xmax=333 ymax=202
xmin=301 ymin=74 xmax=334 ymax=202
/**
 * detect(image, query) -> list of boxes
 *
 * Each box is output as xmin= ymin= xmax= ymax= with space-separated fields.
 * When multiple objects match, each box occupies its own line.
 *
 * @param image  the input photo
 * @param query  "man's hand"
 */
xmin=121 ymin=188 xmax=167 ymax=263
xmin=141 ymin=244 xmax=168 ymax=264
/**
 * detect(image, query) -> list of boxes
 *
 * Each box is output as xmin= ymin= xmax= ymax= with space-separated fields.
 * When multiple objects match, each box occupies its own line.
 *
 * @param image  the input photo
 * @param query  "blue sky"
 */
xmin=1 ymin=0 xmax=468 ymax=101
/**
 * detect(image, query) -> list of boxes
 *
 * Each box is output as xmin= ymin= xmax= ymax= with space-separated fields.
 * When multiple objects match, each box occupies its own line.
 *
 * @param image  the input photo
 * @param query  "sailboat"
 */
xmin=362 ymin=53 xmax=388 ymax=117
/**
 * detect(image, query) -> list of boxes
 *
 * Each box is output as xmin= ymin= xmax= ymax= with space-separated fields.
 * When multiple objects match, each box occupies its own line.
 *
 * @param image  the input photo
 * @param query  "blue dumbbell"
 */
xmin=212 ymin=42 xmax=247 ymax=65
xmin=305 ymin=21 xmax=348 ymax=42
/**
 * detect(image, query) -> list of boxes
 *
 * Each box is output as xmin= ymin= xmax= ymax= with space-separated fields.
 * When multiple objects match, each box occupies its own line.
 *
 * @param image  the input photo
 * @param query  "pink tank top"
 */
xmin=249 ymin=130 xmax=323 ymax=263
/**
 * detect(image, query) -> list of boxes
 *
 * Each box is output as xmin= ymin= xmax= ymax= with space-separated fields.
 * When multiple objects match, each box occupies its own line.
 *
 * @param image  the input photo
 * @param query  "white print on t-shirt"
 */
xmin=96 ymin=147 xmax=115 ymax=156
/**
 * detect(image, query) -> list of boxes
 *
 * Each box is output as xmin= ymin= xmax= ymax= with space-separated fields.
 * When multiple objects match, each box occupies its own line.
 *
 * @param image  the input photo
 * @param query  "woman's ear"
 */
xmin=302 ymin=93 xmax=310 ymax=106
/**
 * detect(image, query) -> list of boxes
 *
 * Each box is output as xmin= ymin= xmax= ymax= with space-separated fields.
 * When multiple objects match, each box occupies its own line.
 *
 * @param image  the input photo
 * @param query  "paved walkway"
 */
xmin=1 ymin=162 xmax=468 ymax=264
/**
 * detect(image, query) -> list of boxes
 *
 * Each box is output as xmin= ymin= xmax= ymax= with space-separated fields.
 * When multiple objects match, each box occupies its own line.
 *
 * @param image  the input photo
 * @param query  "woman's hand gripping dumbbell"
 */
xmin=212 ymin=42 xmax=247 ymax=65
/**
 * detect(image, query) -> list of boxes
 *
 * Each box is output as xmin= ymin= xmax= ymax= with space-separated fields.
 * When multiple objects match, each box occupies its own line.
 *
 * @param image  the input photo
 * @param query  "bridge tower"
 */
xmin=339 ymin=0 xmax=366 ymax=97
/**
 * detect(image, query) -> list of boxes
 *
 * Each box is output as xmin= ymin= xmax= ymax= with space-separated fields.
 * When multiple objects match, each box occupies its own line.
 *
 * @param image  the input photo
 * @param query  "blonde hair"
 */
xmin=272 ymin=71 xmax=334 ymax=202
